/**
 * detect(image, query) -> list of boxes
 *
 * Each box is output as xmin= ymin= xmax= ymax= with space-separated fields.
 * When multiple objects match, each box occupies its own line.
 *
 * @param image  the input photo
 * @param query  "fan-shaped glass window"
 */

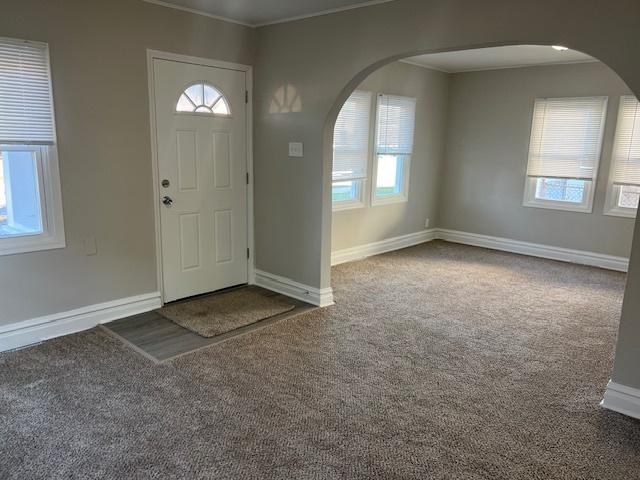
xmin=176 ymin=83 xmax=231 ymax=116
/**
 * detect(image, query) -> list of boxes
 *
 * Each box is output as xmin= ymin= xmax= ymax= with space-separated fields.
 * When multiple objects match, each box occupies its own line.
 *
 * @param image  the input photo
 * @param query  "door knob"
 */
xmin=162 ymin=196 xmax=173 ymax=206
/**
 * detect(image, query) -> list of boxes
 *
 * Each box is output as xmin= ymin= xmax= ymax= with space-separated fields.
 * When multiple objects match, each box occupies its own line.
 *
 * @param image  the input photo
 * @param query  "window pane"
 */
xmin=0 ymin=149 xmax=43 ymax=238
xmin=332 ymin=180 xmax=359 ymax=203
xmin=375 ymin=155 xmax=404 ymax=197
xmin=534 ymin=177 xmax=586 ymax=203
xmin=618 ymin=185 xmax=640 ymax=209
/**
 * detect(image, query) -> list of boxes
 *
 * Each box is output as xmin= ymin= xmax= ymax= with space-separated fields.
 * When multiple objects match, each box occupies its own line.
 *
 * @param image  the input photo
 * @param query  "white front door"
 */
xmin=153 ymin=58 xmax=248 ymax=302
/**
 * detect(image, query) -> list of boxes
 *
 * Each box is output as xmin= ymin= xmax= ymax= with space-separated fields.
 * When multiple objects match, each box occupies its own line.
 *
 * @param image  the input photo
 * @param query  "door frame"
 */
xmin=146 ymin=49 xmax=254 ymax=305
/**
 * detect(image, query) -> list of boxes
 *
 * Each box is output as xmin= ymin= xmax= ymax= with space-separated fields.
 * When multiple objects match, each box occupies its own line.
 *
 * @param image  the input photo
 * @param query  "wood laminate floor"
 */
xmin=102 ymin=286 xmax=315 ymax=362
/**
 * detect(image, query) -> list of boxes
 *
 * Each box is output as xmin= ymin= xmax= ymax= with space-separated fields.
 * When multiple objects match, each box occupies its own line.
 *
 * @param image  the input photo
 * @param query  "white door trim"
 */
xmin=146 ymin=49 xmax=254 ymax=305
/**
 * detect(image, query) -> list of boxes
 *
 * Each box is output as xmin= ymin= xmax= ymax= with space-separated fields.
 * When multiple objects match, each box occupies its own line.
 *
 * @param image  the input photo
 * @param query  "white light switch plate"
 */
xmin=289 ymin=142 xmax=304 ymax=157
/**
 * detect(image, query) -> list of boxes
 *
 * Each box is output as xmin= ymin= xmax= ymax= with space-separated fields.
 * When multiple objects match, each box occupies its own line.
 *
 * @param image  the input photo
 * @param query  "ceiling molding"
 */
xmin=399 ymin=57 xmax=598 ymax=74
xmin=399 ymin=59 xmax=451 ymax=74
xmin=142 ymin=0 xmax=253 ymax=27
xmin=252 ymin=0 xmax=398 ymax=27
xmin=142 ymin=0 xmax=398 ymax=28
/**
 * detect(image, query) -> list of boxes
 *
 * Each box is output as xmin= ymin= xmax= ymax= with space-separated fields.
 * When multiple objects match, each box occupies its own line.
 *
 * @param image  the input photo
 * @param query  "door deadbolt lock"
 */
xmin=161 ymin=179 xmax=170 ymax=188
xmin=162 ymin=196 xmax=173 ymax=206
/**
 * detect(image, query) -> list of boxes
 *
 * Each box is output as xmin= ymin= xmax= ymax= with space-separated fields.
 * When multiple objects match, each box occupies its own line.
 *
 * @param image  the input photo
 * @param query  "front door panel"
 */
xmin=154 ymin=59 xmax=248 ymax=302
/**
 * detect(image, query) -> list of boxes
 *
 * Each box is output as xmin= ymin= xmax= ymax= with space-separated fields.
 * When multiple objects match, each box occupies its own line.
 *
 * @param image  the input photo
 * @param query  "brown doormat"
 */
xmin=157 ymin=289 xmax=295 ymax=338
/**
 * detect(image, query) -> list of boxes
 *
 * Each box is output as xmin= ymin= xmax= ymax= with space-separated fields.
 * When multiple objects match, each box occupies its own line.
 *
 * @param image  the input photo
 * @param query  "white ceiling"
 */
xmin=143 ymin=0 xmax=396 ymax=26
xmin=403 ymin=45 xmax=596 ymax=73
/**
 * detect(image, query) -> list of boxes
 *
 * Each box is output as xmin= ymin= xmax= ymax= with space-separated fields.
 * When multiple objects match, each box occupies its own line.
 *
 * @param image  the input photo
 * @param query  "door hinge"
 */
xmin=246 ymin=172 xmax=249 ymax=185
xmin=247 ymin=248 xmax=250 ymax=259
xmin=245 ymin=90 xmax=249 ymax=104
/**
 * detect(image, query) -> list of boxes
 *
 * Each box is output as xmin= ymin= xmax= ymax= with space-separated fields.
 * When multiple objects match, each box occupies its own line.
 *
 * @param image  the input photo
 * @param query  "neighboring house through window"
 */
xmin=523 ymin=96 xmax=607 ymax=212
xmin=0 ymin=37 xmax=65 ymax=255
xmin=605 ymin=95 xmax=640 ymax=217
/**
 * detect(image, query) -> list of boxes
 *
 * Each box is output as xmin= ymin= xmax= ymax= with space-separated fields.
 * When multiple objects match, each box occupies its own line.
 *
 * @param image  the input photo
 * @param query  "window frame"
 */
xmin=331 ymin=179 xmax=367 ymax=211
xmin=522 ymin=96 xmax=607 ymax=213
xmin=371 ymin=154 xmax=411 ymax=206
xmin=522 ymin=176 xmax=595 ymax=213
xmin=332 ymin=89 xmax=373 ymax=212
xmin=371 ymin=94 xmax=416 ymax=207
xmin=0 ymin=144 xmax=65 ymax=255
xmin=604 ymin=184 xmax=638 ymax=218
xmin=604 ymin=96 xmax=640 ymax=219
xmin=0 ymin=37 xmax=65 ymax=256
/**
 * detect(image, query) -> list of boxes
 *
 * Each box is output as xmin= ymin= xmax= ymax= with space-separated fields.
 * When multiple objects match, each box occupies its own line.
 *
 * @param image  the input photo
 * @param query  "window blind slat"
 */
xmin=0 ymin=38 xmax=55 ymax=145
xmin=376 ymin=94 xmax=416 ymax=155
xmin=526 ymin=97 xmax=607 ymax=180
xmin=611 ymin=96 xmax=640 ymax=186
xmin=332 ymin=90 xmax=371 ymax=182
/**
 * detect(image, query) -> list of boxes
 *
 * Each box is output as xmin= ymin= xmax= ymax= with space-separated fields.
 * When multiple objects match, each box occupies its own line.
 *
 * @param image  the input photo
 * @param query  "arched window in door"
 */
xmin=176 ymin=83 xmax=231 ymax=116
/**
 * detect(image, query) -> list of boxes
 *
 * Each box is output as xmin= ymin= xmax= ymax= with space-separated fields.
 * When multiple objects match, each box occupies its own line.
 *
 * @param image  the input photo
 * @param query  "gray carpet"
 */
xmin=158 ymin=288 xmax=295 ymax=337
xmin=1 ymin=240 xmax=639 ymax=479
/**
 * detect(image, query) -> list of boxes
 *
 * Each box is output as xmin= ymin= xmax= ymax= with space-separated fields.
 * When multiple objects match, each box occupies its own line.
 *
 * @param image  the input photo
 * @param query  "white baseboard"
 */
xmin=601 ymin=380 xmax=640 ymax=420
xmin=436 ymin=229 xmax=629 ymax=272
xmin=0 ymin=292 xmax=162 ymax=353
xmin=331 ymin=229 xmax=438 ymax=266
xmin=254 ymin=269 xmax=334 ymax=307
xmin=330 ymin=228 xmax=628 ymax=272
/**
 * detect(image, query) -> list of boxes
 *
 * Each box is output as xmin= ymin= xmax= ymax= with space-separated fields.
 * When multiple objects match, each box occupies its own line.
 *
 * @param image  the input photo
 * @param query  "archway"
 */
xmin=320 ymin=43 xmax=640 ymax=415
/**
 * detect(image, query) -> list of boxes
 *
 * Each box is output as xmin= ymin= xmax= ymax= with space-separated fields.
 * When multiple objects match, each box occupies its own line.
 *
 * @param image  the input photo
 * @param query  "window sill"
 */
xmin=0 ymin=233 xmax=66 ymax=256
xmin=372 ymin=195 xmax=408 ymax=207
xmin=603 ymin=207 xmax=637 ymax=219
xmin=332 ymin=200 xmax=365 ymax=212
xmin=522 ymin=199 xmax=592 ymax=213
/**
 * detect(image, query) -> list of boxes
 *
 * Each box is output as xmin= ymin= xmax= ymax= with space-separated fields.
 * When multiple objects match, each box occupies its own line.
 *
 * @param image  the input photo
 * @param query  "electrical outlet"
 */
xmin=425 ymin=218 xmax=430 ymax=228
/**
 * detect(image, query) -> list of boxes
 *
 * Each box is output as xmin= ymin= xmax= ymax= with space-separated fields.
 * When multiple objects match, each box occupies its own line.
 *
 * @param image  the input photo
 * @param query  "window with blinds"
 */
xmin=0 ymin=38 xmax=56 ymax=145
xmin=373 ymin=94 xmax=416 ymax=204
xmin=523 ymin=96 xmax=607 ymax=212
xmin=605 ymin=95 xmax=640 ymax=216
xmin=332 ymin=90 xmax=372 ymax=208
xmin=0 ymin=37 xmax=65 ymax=255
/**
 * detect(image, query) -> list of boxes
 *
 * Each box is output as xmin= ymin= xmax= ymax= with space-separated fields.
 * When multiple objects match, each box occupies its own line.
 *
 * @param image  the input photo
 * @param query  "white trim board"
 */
xmin=0 ymin=292 xmax=162 ymax=353
xmin=254 ymin=269 xmax=334 ymax=307
xmin=601 ymin=380 xmax=640 ymax=420
xmin=436 ymin=229 xmax=628 ymax=272
xmin=142 ymin=0 xmax=398 ymax=28
xmin=332 ymin=229 xmax=438 ymax=266
xmin=331 ymin=228 xmax=628 ymax=272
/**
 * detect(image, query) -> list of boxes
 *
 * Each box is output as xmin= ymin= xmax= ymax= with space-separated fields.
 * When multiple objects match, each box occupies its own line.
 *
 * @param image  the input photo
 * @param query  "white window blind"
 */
xmin=376 ymin=94 xmax=416 ymax=155
xmin=332 ymin=90 xmax=372 ymax=181
xmin=526 ymin=97 xmax=607 ymax=180
xmin=0 ymin=38 xmax=55 ymax=145
xmin=611 ymin=96 xmax=640 ymax=186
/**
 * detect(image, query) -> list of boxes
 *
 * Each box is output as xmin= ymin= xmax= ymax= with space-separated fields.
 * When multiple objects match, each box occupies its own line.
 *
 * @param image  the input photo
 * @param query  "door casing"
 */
xmin=146 ymin=49 xmax=254 ymax=305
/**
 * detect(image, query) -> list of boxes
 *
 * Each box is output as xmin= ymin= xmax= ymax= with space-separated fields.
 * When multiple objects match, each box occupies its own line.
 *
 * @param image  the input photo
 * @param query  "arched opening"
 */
xmin=322 ymin=44 xmax=638 ymax=411
xmin=323 ymin=45 xmax=639 ymax=285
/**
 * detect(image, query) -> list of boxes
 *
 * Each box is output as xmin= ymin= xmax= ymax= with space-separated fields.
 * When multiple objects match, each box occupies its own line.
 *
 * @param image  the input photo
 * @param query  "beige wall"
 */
xmin=0 ymin=0 xmax=254 ymax=325
xmin=440 ymin=62 xmax=634 ymax=257
xmin=253 ymin=0 xmax=640 ymax=390
xmin=332 ymin=61 xmax=448 ymax=252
